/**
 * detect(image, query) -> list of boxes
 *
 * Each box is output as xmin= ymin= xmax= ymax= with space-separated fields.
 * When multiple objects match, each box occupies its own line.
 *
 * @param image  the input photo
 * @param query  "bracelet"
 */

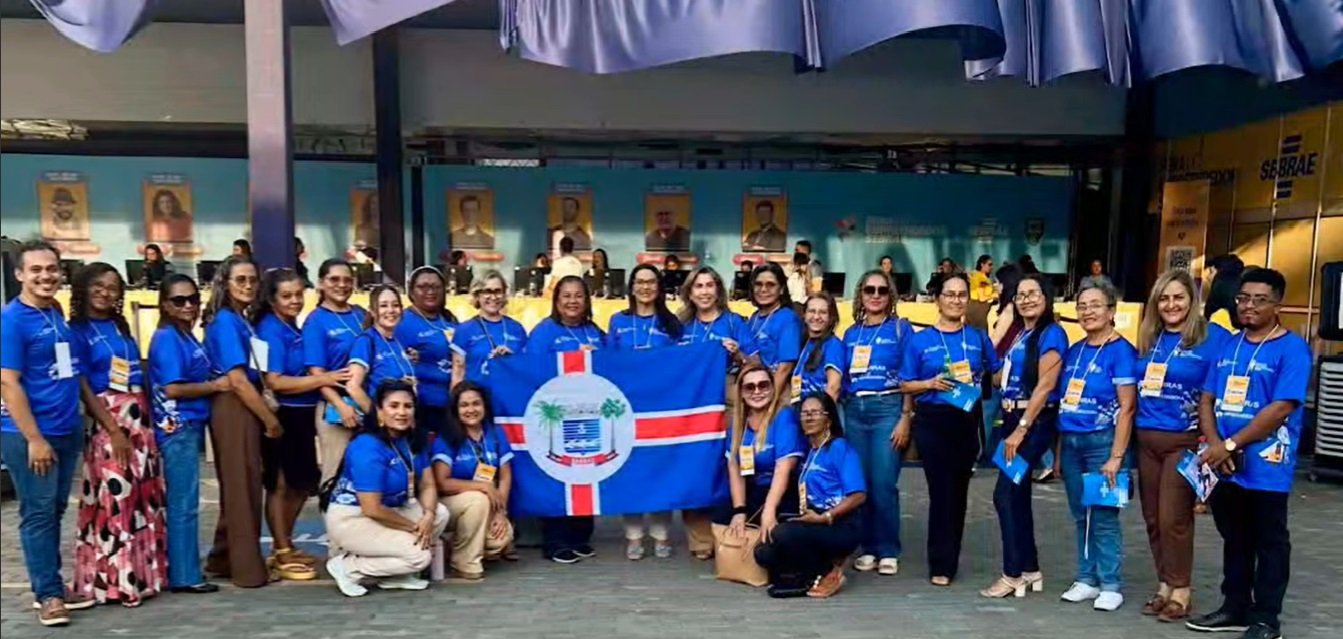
xmin=732 ymin=505 xmax=747 ymax=516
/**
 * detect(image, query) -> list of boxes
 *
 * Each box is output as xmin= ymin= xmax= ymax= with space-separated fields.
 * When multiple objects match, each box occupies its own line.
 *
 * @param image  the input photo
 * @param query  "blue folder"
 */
xmin=1081 ymin=472 xmax=1131 ymax=509
xmin=993 ymin=441 xmax=1031 ymax=485
xmin=936 ymin=380 xmax=980 ymax=412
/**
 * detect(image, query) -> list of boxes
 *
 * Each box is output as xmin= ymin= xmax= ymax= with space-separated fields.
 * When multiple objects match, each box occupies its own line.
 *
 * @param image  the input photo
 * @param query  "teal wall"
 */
xmin=1 ymin=154 xmax=1073 ymax=281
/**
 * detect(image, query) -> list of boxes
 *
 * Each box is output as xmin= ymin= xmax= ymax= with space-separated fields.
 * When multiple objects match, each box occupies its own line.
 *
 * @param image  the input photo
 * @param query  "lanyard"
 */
xmin=391 ymin=438 xmax=415 ymax=496
xmin=749 ymin=307 xmax=778 ymax=341
xmin=1230 ymin=325 xmax=1280 ymax=377
xmin=1152 ymin=331 xmax=1183 ymax=366
xmin=176 ymin=326 xmax=215 ymax=373
xmin=477 ymin=316 xmax=509 ymax=351
xmin=856 ymin=317 xmax=890 ymax=348
xmin=799 ymin=437 xmax=831 ymax=489
xmin=563 ymin=322 xmax=595 ymax=348
xmin=1068 ymin=331 xmax=1114 ymax=383
xmin=413 ymin=308 xmax=452 ymax=337
xmin=634 ymin=314 xmax=656 ymax=350
xmin=692 ymin=312 xmax=721 ymax=343
xmin=935 ymin=325 xmax=968 ymax=367
xmin=91 ymin=320 xmax=133 ymax=362
xmin=467 ymin=431 xmax=494 ymax=465
xmin=38 ymin=306 xmax=68 ymax=341
xmin=377 ymin=330 xmax=415 ymax=381
xmin=328 ymin=306 xmax=361 ymax=336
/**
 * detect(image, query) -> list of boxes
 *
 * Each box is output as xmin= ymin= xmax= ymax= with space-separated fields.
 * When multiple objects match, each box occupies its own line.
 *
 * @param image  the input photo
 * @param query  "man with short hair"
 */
xmin=1189 ymin=267 xmax=1311 ymax=639
xmin=743 ymin=200 xmax=786 ymax=252
xmin=1078 ymin=259 xmax=1114 ymax=292
xmin=1 ymin=241 xmax=126 ymax=627
xmin=549 ymin=197 xmax=592 ymax=251
xmin=451 ymin=195 xmax=495 ymax=249
xmin=545 ymin=237 xmax=585 ymax=295
xmin=644 ymin=209 xmax=691 ymax=251
xmin=794 ymin=240 xmax=824 ymax=280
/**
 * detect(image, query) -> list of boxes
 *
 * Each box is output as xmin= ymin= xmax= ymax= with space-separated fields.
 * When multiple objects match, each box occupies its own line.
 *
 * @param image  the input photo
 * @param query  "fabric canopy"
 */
xmin=28 ymin=0 xmax=1343 ymax=86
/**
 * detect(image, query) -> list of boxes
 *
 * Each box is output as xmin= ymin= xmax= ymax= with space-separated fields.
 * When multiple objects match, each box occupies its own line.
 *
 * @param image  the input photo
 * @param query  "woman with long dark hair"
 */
xmin=347 ymin=285 xmax=416 ymax=416
xmin=794 ymin=292 xmax=844 ymax=403
xmin=1203 ymin=254 xmax=1244 ymax=330
xmin=431 ymin=382 xmax=516 ymax=579
xmin=147 ymin=274 xmax=228 ymax=595
xmin=304 ymin=258 xmax=366 ymax=485
xmin=140 ymin=243 xmax=172 ymax=289
xmin=396 ymin=267 xmax=459 ymax=435
xmin=324 ymin=380 xmax=449 ymax=597
xmin=747 ymin=262 xmax=802 ymax=407
xmin=982 ymin=273 xmax=1066 ymax=598
xmin=253 ymin=268 xmax=350 ymax=581
xmin=202 ymin=255 xmax=279 ymax=588
xmin=897 ymin=272 xmax=1001 ymax=587
xmin=68 ymin=263 xmax=167 ymax=606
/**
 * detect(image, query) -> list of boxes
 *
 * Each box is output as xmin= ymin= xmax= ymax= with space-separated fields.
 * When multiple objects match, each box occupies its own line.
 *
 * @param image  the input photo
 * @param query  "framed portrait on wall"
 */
xmin=742 ymin=186 xmax=787 ymax=253
xmin=547 ymin=183 xmax=594 ymax=252
xmin=38 ymin=171 xmax=90 ymax=242
xmin=143 ymin=173 xmax=194 ymax=244
xmin=448 ymin=183 xmax=496 ymax=250
xmin=644 ymin=185 xmax=692 ymax=252
xmin=351 ymin=180 xmax=379 ymax=247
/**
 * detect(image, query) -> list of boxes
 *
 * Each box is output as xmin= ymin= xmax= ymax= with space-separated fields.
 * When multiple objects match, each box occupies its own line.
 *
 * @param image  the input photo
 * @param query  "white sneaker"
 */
xmin=854 ymin=555 xmax=878 ymax=572
xmin=877 ymin=558 xmax=900 ymax=576
xmin=1093 ymin=591 xmax=1124 ymax=611
xmin=326 ymin=555 xmax=368 ymax=598
xmin=1060 ymin=581 xmax=1101 ymax=603
xmin=376 ymin=574 xmax=430 ymax=591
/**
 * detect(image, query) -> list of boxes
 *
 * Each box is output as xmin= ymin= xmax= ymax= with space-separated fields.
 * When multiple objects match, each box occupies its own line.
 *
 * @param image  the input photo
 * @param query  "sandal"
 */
xmin=930 ymin=576 xmax=952 ymax=587
xmin=274 ymin=547 xmax=318 ymax=566
xmin=268 ymin=554 xmax=317 ymax=581
xmin=692 ymin=549 xmax=714 ymax=561
xmin=1158 ymin=598 xmax=1192 ymax=623
xmin=1142 ymin=593 xmax=1168 ymax=616
xmin=807 ymin=567 xmax=846 ymax=598
xmin=980 ymin=576 xmax=1026 ymax=599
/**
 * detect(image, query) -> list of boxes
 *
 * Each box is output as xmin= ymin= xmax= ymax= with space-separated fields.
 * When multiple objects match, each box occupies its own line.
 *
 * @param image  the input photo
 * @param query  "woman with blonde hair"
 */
xmin=1133 ymin=270 xmax=1229 ymax=622
xmin=716 ymin=363 xmax=804 ymax=549
xmin=451 ymin=269 xmax=528 ymax=384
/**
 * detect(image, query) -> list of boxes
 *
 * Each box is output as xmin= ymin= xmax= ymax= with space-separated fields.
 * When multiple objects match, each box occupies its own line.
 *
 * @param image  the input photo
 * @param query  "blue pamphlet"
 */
xmin=993 ymin=441 xmax=1030 ymax=485
xmin=323 ymin=396 xmax=363 ymax=425
xmin=1081 ymin=472 xmax=1130 ymax=509
xmin=936 ymin=381 xmax=980 ymax=412
xmin=1177 ymin=450 xmax=1219 ymax=502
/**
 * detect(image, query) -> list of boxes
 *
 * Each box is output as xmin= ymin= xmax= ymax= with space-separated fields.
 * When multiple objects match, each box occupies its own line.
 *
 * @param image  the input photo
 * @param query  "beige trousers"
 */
xmin=622 ymin=512 xmax=672 ymax=541
xmin=325 ymin=502 xmax=450 ymax=581
xmin=443 ymin=492 xmax=514 ymax=576
xmin=315 ymin=400 xmax=354 ymax=485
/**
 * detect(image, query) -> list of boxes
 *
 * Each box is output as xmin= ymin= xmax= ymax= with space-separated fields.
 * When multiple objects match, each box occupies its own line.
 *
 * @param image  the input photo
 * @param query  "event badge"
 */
xmin=249 ymin=337 xmax=270 ymax=373
xmin=1221 ymin=375 xmax=1250 ymax=413
xmin=108 ymin=357 xmax=132 ymax=393
xmin=797 ymin=480 xmax=808 ymax=510
xmin=1000 ymin=358 xmax=1012 ymax=392
xmin=1140 ymin=363 xmax=1168 ymax=398
xmin=791 ymin=375 xmax=802 ymax=401
xmin=948 ymin=360 xmax=973 ymax=385
xmin=850 ymin=346 xmax=872 ymax=374
xmin=1062 ymin=378 xmax=1086 ymax=410
xmin=54 ymin=342 xmax=74 ymax=379
xmin=442 ymin=328 xmax=455 ymax=343
xmin=738 ymin=446 xmax=756 ymax=476
xmin=473 ymin=462 xmax=498 ymax=484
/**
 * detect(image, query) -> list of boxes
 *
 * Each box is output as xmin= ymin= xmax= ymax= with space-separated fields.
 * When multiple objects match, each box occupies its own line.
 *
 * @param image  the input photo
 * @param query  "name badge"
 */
xmin=948 ymin=360 xmax=973 ymax=385
xmin=850 ymin=345 xmax=872 ymax=374
xmin=1062 ymin=378 xmax=1086 ymax=410
xmin=108 ymin=357 xmax=132 ymax=393
xmin=1140 ymin=362 xmax=1168 ymax=398
xmin=1259 ymin=441 xmax=1285 ymax=464
xmin=797 ymin=480 xmax=808 ymax=510
xmin=442 ymin=328 xmax=455 ymax=343
xmin=249 ymin=337 xmax=270 ymax=373
xmin=54 ymin=342 xmax=74 ymax=379
xmin=1221 ymin=375 xmax=1250 ymax=413
xmin=790 ymin=375 xmax=803 ymax=401
xmin=1000 ymin=357 xmax=1012 ymax=392
xmin=473 ymin=462 xmax=498 ymax=484
xmin=738 ymin=446 xmax=756 ymax=476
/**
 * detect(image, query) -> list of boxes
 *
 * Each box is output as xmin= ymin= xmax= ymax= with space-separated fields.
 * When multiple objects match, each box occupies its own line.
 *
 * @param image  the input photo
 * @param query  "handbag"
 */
xmin=710 ymin=510 xmax=768 ymax=587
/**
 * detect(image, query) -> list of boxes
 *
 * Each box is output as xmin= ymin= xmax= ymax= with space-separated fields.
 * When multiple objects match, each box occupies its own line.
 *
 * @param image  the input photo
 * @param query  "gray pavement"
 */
xmin=2 ymin=459 xmax=1340 ymax=639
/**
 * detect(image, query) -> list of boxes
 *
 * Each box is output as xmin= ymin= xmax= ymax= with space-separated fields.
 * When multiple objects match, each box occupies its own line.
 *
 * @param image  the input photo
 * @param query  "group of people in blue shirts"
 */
xmin=0 ymin=238 xmax=1314 ymax=638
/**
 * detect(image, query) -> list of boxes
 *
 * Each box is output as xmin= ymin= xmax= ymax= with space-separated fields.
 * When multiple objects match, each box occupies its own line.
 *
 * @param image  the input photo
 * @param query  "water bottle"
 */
xmin=429 ymin=539 xmax=445 ymax=581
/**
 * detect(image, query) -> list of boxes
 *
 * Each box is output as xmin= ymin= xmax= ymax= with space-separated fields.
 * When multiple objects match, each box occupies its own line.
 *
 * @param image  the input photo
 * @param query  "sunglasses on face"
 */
xmin=863 ymin=285 xmax=890 ymax=296
xmin=741 ymin=380 xmax=773 ymax=394
xmin=169 ymin=294 xmax=201 ymax=307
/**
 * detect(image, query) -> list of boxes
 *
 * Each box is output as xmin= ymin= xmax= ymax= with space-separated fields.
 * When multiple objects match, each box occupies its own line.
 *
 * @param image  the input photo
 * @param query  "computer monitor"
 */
xmin=1320 ymin=261 xmax=1342 ymax=341
xmin=661 ymin=269 xmax=688 ymax=297
xmin=891 ymin=272 xmax=914 ymax=297
xmin=59 ymin=259 xmax=84 ymax=287
xmin=513 ymin=267 xmax=548 ymax=297
xmin=196 ymin=260 xmax=221 ymax=285
xmin=442 ymin=265 xmax=473 ymax=295
xmin=731 ymin=272 xmax=751 ymax=301
xmin=351 ymin=263 xmax=377 ymax=289
xmin=821 ymin=273 xmax=847 ymax=297
xmin=587 ymin=269 xmax=626 ymax=299
xmin=124 ymin=259 xmax=147 ymax=288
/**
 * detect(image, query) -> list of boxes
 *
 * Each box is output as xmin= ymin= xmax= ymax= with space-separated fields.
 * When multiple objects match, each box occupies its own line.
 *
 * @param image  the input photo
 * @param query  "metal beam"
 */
xmin=243 ymin=0 xmax=294 ymax=270
xmin=410 ymin=163 xmax=425 ymax=266
xmin=373 ymin=28 xmax=406 ymax=284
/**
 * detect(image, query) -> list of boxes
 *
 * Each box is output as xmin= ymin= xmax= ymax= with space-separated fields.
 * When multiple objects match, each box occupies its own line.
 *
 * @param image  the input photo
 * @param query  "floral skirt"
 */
xmin=73 ymin=391 xmax=168 ymax=606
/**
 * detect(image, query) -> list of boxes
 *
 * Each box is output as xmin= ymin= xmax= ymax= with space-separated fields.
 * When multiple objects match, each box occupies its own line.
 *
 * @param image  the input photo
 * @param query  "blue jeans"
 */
xmin=993 ymin=409 xmax=1057 ymax=577
xmin=843 ymin=393 xmax=903 ymax=558
xmin=1060 ymin=429 xmax=1125 ymax=592
xmin=1 ymin=430 xmax=84 ymax=602
xmin=159 ymin=421 xmax=205 ymax=588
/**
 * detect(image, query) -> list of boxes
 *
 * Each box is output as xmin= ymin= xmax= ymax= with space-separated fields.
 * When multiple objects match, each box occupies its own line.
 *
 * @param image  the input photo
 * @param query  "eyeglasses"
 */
xmin=230 ymin=275 xmax=258 ymax=285
xmin=478 ymin=287 xmax=505 ymax=297
xmin=414 ymin=281 xmax=443 ymax=290
xmin=741 ymin=380 xmax=772 ymax=394
xmin=800 ymin=410 xmax=826 ymax=418
xmin=1014 ymin=290 xmax=1043 ymax=303
xmin=1234 ymin=294 xmax=1279 ymax=308
xmin=939 ymin=291 xmax=969 ymax=301
xmin=753 ymin=280 xmax=780 ymax=290
xmin=633 ymin=279 xmax=660 ymax=288
xmin=863 ymin=285 xmax=891 ymax=296
xmin=1075 ymin=302 xmax=1110 ymax=313
xmin=168 ymin=294 xmax=201 ymax=307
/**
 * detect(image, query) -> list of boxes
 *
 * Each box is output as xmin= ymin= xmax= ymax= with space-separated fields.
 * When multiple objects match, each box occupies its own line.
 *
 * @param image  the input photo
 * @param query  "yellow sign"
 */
xmin=1270 ymin=107 xmax=1328 ymax=219
xmin=1234 ymin=119 xmax=1282 ymax=223
xmin=1159 ymin=180 xmax=1211 ymax=274
xmin=1324 ymin=101 xmax=1342 ymax=217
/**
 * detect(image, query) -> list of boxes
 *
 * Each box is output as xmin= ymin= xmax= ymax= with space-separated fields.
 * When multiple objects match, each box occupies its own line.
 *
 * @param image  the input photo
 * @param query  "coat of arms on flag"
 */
xmin=488 ymin=343 xmax=729 ymax=517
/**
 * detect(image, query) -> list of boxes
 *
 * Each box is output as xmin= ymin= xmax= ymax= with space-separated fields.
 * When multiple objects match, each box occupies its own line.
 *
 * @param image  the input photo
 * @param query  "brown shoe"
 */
xmin=807 ymin=567 xmax=846 ymax=598
xmin=1158 ymin=599 xmax=1192 ymax=622
xmin=1142 ymin=593 xmax=1168 ymax=616
xmin=31 ymin=588 xmax=96 ymax=611
xmin=37 ymin=598 xmax=71 ymax=627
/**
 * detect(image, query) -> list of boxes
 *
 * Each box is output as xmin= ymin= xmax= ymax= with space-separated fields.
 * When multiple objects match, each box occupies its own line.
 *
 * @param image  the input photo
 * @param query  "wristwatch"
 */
xmin=824 ymin=512 xmax=834 ymax=525
xmin=1224 ymin=438 xmax=1238 ymax=453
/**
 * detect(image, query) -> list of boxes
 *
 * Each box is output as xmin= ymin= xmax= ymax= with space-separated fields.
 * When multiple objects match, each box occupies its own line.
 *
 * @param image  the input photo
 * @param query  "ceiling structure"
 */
xmin=0 ymin=0 xmax=501 ymax=29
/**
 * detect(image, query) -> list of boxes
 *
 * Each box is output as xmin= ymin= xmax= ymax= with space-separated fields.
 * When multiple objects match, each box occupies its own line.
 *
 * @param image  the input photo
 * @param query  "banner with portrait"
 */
xmin=1158 ymin=180 xmax=1211 ymax=275
xmin=741 ymin=186 xmax=787 ymax=253
xmin=643 ymin=184 xmax=692 ymax=252
xmin=38 ymin=171 xmax=90 ymax=242
xmin=143 ymin=173 xmax=194 ymax=245
xmin=351 ymin=179 xmax=379 ymax=247
xmin=547 ymin=183 xmax=594 ymax=252
xmin=448 ymin=183 xmax=496 ymax=251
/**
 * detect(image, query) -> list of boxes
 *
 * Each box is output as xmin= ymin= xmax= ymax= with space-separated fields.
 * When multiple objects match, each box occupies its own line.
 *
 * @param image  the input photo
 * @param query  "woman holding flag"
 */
xmin=897 ymin=272 xmax=1000 ymax=587
xmin=525 ymin=275 xmax=605 ymax=563
xmin=451 ymin=270 xmax=528 ymax=384
xmin=794 ymin=293 xmax=844 ymax=403
xmin=746 ymin=263 xmax=802 ymax=406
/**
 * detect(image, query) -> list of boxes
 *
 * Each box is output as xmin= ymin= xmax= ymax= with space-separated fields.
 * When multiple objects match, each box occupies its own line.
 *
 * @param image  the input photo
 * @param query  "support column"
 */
xmin=1113 ymin=84 xmax=1158 ymax=297
xmin=243 ymin=0 xmax=294 ymax=270
xmin=410 ymin=163 xmax=425 ymax=266
xmin=373 ymin=28 xmax=406 ymax=284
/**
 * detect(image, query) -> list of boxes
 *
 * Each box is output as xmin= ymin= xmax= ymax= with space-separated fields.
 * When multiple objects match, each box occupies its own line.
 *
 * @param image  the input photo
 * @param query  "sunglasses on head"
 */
xmin=741 ymin=380 xmax=773 ymax=394
xmin=168 ymin=294 xmax=201 ymax=307
xmin=863 ymin=285 xmax=891 ymax=296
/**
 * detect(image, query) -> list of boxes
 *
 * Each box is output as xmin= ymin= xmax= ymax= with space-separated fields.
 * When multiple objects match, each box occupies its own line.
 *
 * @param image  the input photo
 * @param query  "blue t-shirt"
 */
xmin=1136 ymin=324 xmax=1230 ymax=433
xmin=70 ymin=318 xmax=143 ymax=394
xmin=525 ymin=318 xmax=605 ymax=354
xmin=793 ymin=336 xmax=845 ymax=401
xmin=429 ymin=427 xmax=515 ymax=481
xmin=301 ymin=306 xmax=365 ymax=372
xmin=349 ymin=328 xmax=416 ymax=396
xmin=898 ymin=325 xmax=1002 ymax=407
xmin=1057 ymin=336 xmax=1138 ymax=434
xmin=1001 ymin=323 xmax=1071 ymax=403
xmin=798 ymin=437 xmax=866 ymax=512
xmin=608 ymin=311 xmax=678 ymax=351
xmin=842 ymin=317 xmax=911 ymax=395
xmin=679 ymin=311 xmax=759 ymax=370
xmin=747 ymin=307 xmax=802 ymax=373
xmin=205 ymin=307 xmax=260 ymax=384
xmin=330 ymin=433 xmax=430 ymax=508
xmin=147 ymin=326 xmax=215 ymax=430
xmin=256 ymin=313 xmax=317 ymax=407
xmin=0 ymin=300 xmax=85 ymax=436
xmin=1203 ymin=329 xmax=1312 ymax=493
xmin=451 ymin=315 xmax=528 ymax=382
xmin=727 ymin=405 xmax=805 ymax=487
xmin=395 ymin=310 xmax=457 ymax=407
